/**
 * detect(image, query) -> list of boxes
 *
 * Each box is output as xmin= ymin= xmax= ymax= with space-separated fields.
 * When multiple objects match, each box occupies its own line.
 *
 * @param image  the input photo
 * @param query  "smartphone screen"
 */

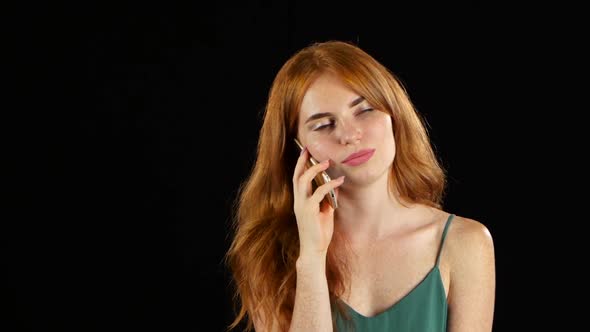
xmin=294 ymin=138 xmax=338 ymax=209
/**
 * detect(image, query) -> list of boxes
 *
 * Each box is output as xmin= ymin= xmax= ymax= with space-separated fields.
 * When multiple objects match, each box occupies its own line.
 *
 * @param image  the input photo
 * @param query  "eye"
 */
xmin=357 ymin=108 xmax=374 ymax=115
xmin=312 ymin=119 xmax=335 ymax=131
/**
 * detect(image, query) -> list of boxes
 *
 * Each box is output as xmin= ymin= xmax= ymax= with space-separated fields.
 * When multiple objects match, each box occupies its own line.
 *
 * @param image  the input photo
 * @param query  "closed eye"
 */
xmin=357 ymin=108 xmax=374 ymax=115
xmin=312 ymin=119 xmax=335 ymax=131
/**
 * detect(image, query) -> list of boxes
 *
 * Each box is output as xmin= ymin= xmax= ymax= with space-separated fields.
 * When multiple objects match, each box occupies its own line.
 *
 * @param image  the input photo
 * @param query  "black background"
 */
xmin=6 ymin=1 xmax=583 ymax=331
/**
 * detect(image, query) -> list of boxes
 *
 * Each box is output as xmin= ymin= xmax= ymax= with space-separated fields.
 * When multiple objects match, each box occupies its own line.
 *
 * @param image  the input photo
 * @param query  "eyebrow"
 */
xmin=349 ymin=96 xmax=365 ymax=107
xmin=304 ymin=96 xmax=366 ymax=124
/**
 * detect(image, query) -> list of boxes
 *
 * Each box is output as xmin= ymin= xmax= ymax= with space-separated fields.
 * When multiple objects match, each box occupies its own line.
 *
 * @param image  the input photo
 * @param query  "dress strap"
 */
xmin=435 ymin=214 xmax=455 ymax=267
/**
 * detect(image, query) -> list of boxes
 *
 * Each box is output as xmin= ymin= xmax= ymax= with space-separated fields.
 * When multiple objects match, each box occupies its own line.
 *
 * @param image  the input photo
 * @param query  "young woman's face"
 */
xmin=296 ymin=73 xmax=396 ymax=184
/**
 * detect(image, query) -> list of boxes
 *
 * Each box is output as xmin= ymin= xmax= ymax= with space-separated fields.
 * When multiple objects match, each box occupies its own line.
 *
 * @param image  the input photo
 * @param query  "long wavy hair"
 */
xmin=225 ymin=40 xmax=446 ymax=331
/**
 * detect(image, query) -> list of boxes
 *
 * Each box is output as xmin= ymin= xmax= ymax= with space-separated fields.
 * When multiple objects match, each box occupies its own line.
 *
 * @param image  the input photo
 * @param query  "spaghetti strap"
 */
xmin=435 ymin=214 xmax=455 ymax=267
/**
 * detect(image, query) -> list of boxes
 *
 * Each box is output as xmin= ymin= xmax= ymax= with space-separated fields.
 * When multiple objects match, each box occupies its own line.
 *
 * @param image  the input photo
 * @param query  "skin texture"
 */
xmin=269 ymin=72 xmax=496 ymax=331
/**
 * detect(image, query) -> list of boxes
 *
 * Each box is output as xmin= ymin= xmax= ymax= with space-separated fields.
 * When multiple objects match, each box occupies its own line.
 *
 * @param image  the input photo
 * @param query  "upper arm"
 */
xmin=446 ymin=217 xmax=496 ymax=332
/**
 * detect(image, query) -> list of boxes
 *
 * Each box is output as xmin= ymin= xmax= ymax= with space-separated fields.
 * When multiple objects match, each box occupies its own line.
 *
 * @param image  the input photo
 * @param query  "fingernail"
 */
xmin=300 ymin=147 xmax=306 ymax=155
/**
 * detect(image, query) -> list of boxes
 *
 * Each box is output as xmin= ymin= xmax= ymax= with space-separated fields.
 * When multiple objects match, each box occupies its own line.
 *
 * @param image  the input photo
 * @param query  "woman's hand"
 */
xmin=292 ymin=147 xmax=345 ymax=259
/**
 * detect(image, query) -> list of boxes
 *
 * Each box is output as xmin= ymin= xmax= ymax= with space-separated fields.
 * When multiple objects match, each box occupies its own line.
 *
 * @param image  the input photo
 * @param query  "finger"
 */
xmin=299 ymin=159 xmax=331 ymax=189
xmin=310 ymin=176 xmax=345 ymax=205
xmin=293 ymin=146 xmax=309 ymax=185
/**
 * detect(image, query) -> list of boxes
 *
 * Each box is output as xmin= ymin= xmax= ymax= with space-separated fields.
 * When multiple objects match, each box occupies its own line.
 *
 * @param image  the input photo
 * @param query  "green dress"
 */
xmin=334 ymin=214 xmax=455 ymax=331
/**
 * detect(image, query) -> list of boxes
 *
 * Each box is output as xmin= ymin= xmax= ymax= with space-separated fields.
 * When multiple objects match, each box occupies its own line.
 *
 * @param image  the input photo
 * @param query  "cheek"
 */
xmin=370 ymin=116 xmax=396 ymax=156
xmin=378 ymin=116 xmax=394 ymax=140
xmin=308 ymin=141 xmax=331 ymax=162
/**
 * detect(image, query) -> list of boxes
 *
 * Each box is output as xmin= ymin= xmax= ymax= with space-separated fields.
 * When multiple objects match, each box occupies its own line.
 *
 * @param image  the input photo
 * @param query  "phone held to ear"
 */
xmin=294 ymin=138 xmax=338 ymax=209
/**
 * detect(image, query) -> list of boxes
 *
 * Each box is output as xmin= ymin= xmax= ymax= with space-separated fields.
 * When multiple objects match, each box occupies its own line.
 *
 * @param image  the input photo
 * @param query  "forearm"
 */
xmin=289 ymin=255 xmax=333 ymax=332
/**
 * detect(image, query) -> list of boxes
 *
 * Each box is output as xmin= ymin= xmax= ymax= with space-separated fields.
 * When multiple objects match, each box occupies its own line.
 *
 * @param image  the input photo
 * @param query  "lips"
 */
xmin=342 ymin=149 xmax=376 ymax=166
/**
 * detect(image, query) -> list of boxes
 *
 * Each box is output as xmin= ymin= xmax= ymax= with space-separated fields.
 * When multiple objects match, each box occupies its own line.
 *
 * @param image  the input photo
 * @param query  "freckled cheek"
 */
xmin=308 ymin=141 xmax=330 ymax=162
xmin=308 ymin=142 xmax=343 ymax=178
xmin=369 ymin=117 xmax=393 ymax=141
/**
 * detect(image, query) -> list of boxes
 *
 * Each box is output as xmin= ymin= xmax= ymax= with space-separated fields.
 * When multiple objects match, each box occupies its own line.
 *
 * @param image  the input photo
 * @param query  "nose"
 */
xmin=337 ymin=120 xmax=362 ymax=145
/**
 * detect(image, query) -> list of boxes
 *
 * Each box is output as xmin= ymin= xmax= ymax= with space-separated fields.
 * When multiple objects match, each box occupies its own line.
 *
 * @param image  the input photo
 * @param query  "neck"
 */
xmin=334 ymin=174 xmax=412 ymax=243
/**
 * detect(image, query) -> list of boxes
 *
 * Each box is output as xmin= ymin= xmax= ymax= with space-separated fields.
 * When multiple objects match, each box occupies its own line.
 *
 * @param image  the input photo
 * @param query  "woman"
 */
xmin=225 ymin=40 xmax=495 ymax=331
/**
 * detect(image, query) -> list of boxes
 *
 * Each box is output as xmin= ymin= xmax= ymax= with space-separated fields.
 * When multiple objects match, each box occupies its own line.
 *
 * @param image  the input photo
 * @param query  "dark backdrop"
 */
xmin=7 ymin=2 xmax=581 ymax=331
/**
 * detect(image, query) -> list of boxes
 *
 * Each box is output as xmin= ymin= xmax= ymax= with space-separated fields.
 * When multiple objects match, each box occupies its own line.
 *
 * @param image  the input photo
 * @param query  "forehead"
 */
xmin=299 ymin=73 xmax=360 ymax=117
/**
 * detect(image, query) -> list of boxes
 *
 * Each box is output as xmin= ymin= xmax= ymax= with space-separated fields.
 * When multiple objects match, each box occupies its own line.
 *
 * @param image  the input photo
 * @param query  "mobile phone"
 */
xmin=294 ymin=138 xmax=338 ymax=209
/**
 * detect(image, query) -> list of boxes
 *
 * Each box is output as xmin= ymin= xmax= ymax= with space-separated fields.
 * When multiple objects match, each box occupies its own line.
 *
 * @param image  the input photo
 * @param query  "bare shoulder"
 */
xmin=444 ymin=214 xmax=495 ymax=269
xmin=448 ymin=215 xmax=493 ymax=244
xmin=442 ymin=214 xmax=496 ymax=329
